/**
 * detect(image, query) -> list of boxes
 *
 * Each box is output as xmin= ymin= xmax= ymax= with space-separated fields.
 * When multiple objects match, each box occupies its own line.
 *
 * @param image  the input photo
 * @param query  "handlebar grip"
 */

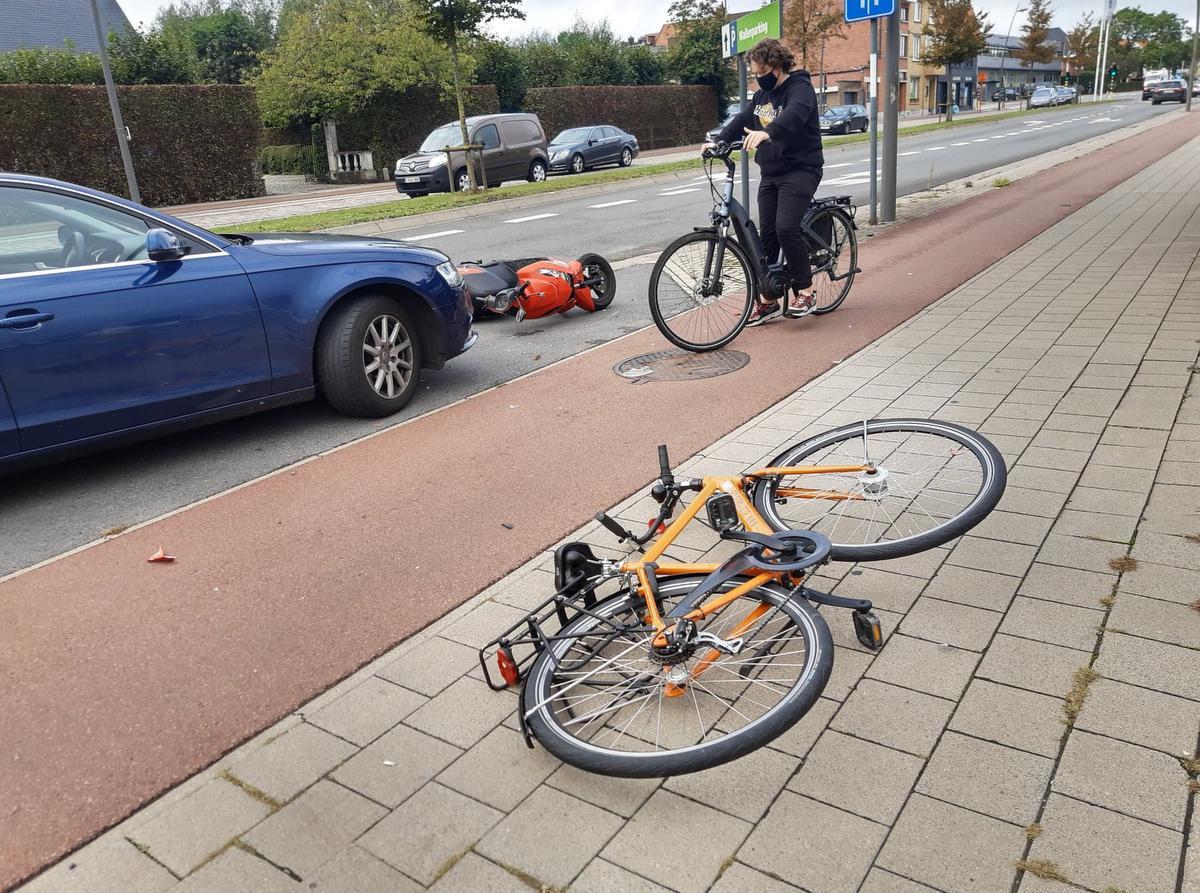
xmin=658 ymin=445 xmax=671 ymax=479
xmin=595 ymin=511 xmax=632 ymax=542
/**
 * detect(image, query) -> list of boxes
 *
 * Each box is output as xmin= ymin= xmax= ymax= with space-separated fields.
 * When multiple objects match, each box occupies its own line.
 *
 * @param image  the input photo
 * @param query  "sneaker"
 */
xmin=785 ymin=291 xmax=816 ymax=318
xmin=745 ymin=300 xmax=782 ymax=327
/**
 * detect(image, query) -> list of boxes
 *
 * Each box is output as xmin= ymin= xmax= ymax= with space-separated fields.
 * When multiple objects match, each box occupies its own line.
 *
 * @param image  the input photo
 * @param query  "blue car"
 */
xmin=0 ymin=173 xmax=476 ymax=470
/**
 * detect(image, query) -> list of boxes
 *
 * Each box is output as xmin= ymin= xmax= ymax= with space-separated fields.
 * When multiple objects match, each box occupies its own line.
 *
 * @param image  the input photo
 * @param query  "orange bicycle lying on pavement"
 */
xmin=481 ymin=419 xmax=1006 ymax=777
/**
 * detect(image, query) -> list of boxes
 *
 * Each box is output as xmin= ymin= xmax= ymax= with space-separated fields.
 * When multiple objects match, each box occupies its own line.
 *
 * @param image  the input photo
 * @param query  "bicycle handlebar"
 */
xmin=701 ymin=141 xmax=743 ymax=167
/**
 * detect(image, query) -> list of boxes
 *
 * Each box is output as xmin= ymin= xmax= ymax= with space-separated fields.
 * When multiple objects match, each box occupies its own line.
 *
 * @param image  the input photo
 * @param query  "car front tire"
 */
xmin=570 ymin=154 xmax=585 ymax=174
xmin=528 ymin=159 xmax=547 ymax=183
xmin=317 ymin=295 xmax=422 ymax=417
xmin=620 ymin=147 xmax=633 ymax=167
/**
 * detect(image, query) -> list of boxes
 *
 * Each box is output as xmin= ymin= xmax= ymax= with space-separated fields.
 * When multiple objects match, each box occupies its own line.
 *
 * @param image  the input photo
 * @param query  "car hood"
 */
xmin=549 ymin=140 xmax=585 ymax=152
xmin=231 ymin=232 xmax=447 ymax=264
xmin=395 ymin=153 xmax=447 ymax=168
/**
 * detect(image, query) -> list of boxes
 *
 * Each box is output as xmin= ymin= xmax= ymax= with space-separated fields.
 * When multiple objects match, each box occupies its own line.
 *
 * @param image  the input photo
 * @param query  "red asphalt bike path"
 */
xmin=4 ymin=112 xmax=1198 ymax=889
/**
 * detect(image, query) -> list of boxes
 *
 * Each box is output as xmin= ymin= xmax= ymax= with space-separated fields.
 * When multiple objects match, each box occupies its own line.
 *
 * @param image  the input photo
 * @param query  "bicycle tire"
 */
xmin=648 ymin=231 xmax=756 ymax=353
xmin=523 ymin=575 xmax=833 ymax=778
xmin=807 ymin=207 xmax=857 ymax=315
xmin=752 ymin=418 xmax=1006 ymax=562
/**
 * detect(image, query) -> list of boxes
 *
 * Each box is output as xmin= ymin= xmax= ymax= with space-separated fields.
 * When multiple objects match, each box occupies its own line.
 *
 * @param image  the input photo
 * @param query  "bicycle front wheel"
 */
xmin=648 ymin=231 xmax=756 ymax=352
xmin=808 ymin=208 xmax=857 ymax=315
xmin=753 ymin=419 xmax=1006 ymax=562
xmin=523 ymin=575 xmax=833 ymax=778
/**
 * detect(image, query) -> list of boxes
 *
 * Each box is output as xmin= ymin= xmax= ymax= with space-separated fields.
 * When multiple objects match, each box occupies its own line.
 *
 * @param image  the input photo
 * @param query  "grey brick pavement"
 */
xmin=20 ymin=135 xmax=1200 ymax=892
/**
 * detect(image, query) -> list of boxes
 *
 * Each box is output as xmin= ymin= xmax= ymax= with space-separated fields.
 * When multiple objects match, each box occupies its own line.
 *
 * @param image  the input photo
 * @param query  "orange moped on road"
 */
xmin=457 ymin=254 xmax=615 ymax=321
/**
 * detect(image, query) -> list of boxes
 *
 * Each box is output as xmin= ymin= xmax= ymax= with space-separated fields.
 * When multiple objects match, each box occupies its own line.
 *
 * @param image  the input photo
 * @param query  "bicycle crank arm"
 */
xmin=828 ymin=267 xmax=862 ymax=282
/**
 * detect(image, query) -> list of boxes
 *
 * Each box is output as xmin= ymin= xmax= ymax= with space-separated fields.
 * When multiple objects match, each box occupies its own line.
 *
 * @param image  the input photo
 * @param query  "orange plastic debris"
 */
xmin=147 ymin=546 xmax=176 ymax=563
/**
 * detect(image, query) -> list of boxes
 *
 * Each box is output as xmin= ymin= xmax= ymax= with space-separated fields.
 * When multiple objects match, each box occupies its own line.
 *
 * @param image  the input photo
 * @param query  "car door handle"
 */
xmin=0 ymin=311 xmax=55 ymax=329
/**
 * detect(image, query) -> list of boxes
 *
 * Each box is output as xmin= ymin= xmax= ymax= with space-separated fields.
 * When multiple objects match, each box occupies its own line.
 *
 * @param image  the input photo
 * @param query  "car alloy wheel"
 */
xmin=363 ymin=314 xmax=414 ymax=400
xmin=571 ymin=154 xmax=584 ymax=174
xmin=620 ymin=147 xmax=633 ymax=166
xmin=530 ymin=160 xmax=547 ymax=182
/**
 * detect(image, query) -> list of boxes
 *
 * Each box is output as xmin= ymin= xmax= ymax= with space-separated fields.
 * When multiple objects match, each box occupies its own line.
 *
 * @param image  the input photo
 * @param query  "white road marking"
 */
xmin=926 ymin=146 xmax=947 ymax=151
xmin=952 ymin=141 xmax=970 ymax=146
xmin=971 ymin=139 xmax=989 ymax=143
xmin=659 ymin=188 xmax=701 ymax=196
xmin=504 ymin=213 xmax=558 ymax=224
xmin=899 ymin=151 xmax=920 ymax=156
xmin=409 ymin=230 xmax=464 ymax=240
xmin=589 ymin=199 xmax=637 ymax=208
xmin=825 ymin=162 xmax=856 ymax=169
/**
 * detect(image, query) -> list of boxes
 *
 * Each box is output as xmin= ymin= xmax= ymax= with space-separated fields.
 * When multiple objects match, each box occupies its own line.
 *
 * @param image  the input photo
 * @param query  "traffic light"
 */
xmin=1109 ymin=64 xmax=1118 ymax=78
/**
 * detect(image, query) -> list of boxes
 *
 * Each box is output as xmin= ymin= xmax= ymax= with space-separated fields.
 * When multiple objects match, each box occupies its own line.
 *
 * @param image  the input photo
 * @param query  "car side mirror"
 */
xmin=147 ymin=228 xmax=187 ymax=262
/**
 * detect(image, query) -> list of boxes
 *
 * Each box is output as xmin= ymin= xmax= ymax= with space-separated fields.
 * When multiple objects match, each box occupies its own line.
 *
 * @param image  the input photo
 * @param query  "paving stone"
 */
xmin=1054 ymin=730 xmax=1188 ymax=831
xmin=791 ymin=730 xmax=923 ymax=824
xmin=1057 ymin=387 xmax=1124 ymax=417
xmin=665 ymin=741 xmax=798 ymax=823
xmin=359 ymin=782 xmax=501 ymax=885
xmin=859 ymin=868 xmax=941 ymax=892
xmin=1157 ymin=460 xmax=1200 ymax=485
xmin=1017 ymin=562 xmax=1116 ymax=610
xmin=1111 ymin=386 xmax=1183 ymax=429
xmin=1185 ymin=815 xmax=1200 ymax=893
xmin=969 ymin=510 xmax=1055 ymax=548
xmin=241 ymin=780 xmax=384 ymax=879
xmin=823 ymin=647 xmax=875 ymax=702
xmin=427 ymin=853 xmax=531 ymax=892
xmin=1005 ymin=465 xmax=1080 ymax=494
xmin=1131 ymin=529 xmax=1200 ymax=571
xmin=1100 ymin=426 xmax=1170 ymax=449
xmin=436 ymin=724 xmax=559 ymax=812
xmin=831 ymin=567 xmax=927 ymax=613
xmin=1090 ymin=443 xmax=1166 ymax=469
xmin=440 ymin=600 xmax=530 ymax=649
xmin=865 ymin=633 xmax=978 ymax=700
xmin=479 ymin=785 xmax=625 ymax=889
xmin=545 ymin=764 xmax=660 ymax=818
xmin=950 ymin=679 xmax=1065 ymax=758
xmin=305 ymin=677 xmax=426 ymax=747
xmin=760 ymin=695 xmax=839 ymax=758
xmin=999 ymin=597 xmax=1103 ymax=653
xmin=1094 ymin=631 xmax=1200 ymax=702
xmin=175 ymin=846 xmax=298 ymax=892
xmin=1027 ymin=794 xmax=1182 ymax=893
xmin=571 ymin=859 xmax=674 ymax=893
xmin=602 ymin=790 xmax=750 ymax=893
xmin=917 ymin=731 xmax=1053 ymax=824
xmin=1036 ymin=532 xmax=1131 ymax=575
xmin=831 ymin=679 xmax=954 ymax=758
xmin=947 ymin=535 xmax=1038 ymax=577
xmin=1043 ymin=412 xmax=1107 ymax=435
xmin=877 ymin=794 xmax=1027 ymax=893
xmin=996 ymin=486 xmax=1071 ymax=518
xmin=1017 ymin=445 xmax=1091 ymax=473
xmin=866 ymin=546 xmax=949 ymax=580
xmin=128 ymin=777 xmax=274 ymax=876
xmin=1108 ymin=591 xmax=1200 ymax=649
xmin=331 ymin=723 xmax=460 ymax=808
xmin=1139 ymin=483 xmax=1200 ymax=536
xmin=1076 ymin=677 xmax=1200 ymax=756
xmin=1064 ymin=485 xmax=1148 ymax=517
xmin=304 ymin=846 xmax=420 ymax=893
xmin=1078 ymin=462 xmax=1156 ymax=493
xmin=404 ymin=676 xmax=515 ymax=749
xmin=740 ymin=792 xmax=886 ymax=893
xmin=1029 ymin=429 xmax=1102 ymax=452
xmin=922 ymin=564 xmax=1020 ymax=612
xmin=376 ymin=636 xmax=482 ymax=697
xmin=1117 ymin=560 xmax=1200 ymax=605
xmin=227 ymin=723 xmax=357 ymax=805
xmin=709 ymin=862 xmax=803 ymax=892
xmin=1052 ymin=510 xmax=1139 ymax=546
xmin=976 ymin=634 xmax=1085 ymax=698
xmin=900 ymin=597 xmax=1002 ymax=652
xmin=18 ymin=838 xmax=177 ymax=893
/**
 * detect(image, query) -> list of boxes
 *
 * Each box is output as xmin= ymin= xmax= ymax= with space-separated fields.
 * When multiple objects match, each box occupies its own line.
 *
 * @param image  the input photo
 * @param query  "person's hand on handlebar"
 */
xmin=743 ymin=128 xmax=770 ymax=152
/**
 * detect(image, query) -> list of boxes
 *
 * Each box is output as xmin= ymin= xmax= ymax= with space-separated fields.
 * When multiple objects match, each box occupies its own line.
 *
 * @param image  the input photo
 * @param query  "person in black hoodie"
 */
xmin=716 ymin=38 xmax=824 ymax=326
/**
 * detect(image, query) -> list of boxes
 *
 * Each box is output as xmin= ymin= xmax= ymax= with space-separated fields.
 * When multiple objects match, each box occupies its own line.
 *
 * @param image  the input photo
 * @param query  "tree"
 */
xmin=784 ymin=0 xmax=847 ymax=73
xmin=108 ymin=27 xmax=199 ymax=84
xmin=625 ymin=44 xmax=668 ymax=85
xmin=1065 ymin=12 xmax=1097 ymax=77
xmin=411 ymin=0 xmax=524 ymax=190
xmin=473 ymin=38 xmax=526 ymax=109
xmin=156 ymin=0 xmax=280 ymax=83
xmin=666 ymin=0 xmax=735 ymax=117
xmin=923 ymin=0 xmax=990 ymax=119
xmin=1014 ymin=0 xmax=1055 ymax=76
xmin=255 ymin=0 xmax=453 ymax=125
xmin=0 ymin=43 xmax=103 ymax=84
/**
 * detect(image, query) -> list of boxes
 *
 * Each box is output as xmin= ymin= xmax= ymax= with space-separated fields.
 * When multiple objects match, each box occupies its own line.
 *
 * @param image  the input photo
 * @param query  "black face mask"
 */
xmin=757 ymin=72 xmax=778 ymax=92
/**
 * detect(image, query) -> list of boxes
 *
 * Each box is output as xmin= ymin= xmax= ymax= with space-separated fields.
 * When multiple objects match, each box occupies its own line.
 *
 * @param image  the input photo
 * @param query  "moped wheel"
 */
xmin=648 ymin=231 xmax=755 ymax=352
xmin=578 ymin=253 xmax=616 ymax=310
xmin=523 ymin=576 xmax=833 ymax=778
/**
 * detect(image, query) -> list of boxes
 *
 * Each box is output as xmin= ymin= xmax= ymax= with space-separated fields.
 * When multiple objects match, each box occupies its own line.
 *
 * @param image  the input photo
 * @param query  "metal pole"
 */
xmin=1096 ymin=13 xmax=1110 ymax=100
xmin=869 ymin=20 xmax=879 ymax=224
xmin=90 ymin=0 xmax=139 ymax=203
xmin=738 ymin=54 xmax=750 ymax=210
xmin=882 ymin=7 xmax=899 ymax=221
xmin=1092 ymin=12 xmax=1105 ymax=101
xmin=1187 ymin=0 xmax=1198 ymax=111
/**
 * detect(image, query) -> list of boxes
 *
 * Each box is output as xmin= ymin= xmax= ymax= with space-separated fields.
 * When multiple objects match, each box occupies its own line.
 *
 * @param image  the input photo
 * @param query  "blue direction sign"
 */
xmin=845 ymin=0 xmax=895 ymax=22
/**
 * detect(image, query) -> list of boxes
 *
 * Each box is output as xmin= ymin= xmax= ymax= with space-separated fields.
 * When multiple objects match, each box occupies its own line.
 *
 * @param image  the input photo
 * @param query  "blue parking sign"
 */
xmin=845 ymin=0 xmax=895 ymax=22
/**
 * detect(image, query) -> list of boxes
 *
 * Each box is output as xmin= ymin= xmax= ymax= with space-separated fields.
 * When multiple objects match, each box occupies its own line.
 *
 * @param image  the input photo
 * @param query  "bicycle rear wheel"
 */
xmin=648 ymin=231 xmax=756 ymax=352
xmin=523 ymin=575 xmax=832 ymax=778
xmin=753 ymin=418 xmax=1006 ymax=562
xmin=807 ymin=208 xmax=856 ymax=314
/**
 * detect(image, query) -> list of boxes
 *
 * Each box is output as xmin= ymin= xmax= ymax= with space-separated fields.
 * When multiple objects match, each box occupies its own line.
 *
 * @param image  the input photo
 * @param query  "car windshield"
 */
xmin=419 ymin=124 xmax=463 ymax=153
xmin=822 ymin=107 xmax=849 ymax=117
xmin=552 ymin=128 xmax=592 ymax=144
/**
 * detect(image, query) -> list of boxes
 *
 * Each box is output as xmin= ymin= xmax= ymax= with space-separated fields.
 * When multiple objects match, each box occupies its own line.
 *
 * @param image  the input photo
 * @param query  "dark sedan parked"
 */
xmin=1150 ymin=79 xmax=1189 ymax=103
xmin=819 ymin=105 xmax=869 ymax=135
xmin=548 ymin=126 xmax=639 ymax=174
xmin=990 ymin=87 xmax=1020 ymax=101
xmin=0 ymin=173 xmax=476 ymax=471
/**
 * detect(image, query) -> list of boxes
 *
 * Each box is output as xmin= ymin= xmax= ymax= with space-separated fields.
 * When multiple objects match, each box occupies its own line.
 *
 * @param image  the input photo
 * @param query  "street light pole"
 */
xmin=90 ymin=0 xmax=139 ymax=202
xmin=1187 ymin=0 xmax=1198 ymax=111
xmin=998 ymin=5 xmax=1026 ymax=109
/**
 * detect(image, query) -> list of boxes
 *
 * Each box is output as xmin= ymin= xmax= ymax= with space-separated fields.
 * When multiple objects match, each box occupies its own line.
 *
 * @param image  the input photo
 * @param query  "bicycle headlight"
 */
xmin=436 ymin=261 xmax=463 ymax=289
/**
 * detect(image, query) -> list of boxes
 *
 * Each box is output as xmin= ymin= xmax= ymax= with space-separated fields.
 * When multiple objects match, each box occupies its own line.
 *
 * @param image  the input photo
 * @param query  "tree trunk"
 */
xmin=448 ymin=34 xmax=479 ymax=192
xmin=945 ymin=74 xmax=953 ymax=121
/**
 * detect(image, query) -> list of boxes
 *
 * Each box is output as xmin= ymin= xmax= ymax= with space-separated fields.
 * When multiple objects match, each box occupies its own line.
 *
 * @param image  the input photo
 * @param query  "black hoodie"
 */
xmin=718 ymin=69 xmax=823 ymax=178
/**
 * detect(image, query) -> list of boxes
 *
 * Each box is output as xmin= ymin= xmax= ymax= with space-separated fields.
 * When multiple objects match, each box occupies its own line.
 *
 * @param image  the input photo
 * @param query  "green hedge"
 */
xmin=524 ymin=85 xmax=718 ymax=150
xmin=0 ymin=84 xmax=263 ymax=206
xmin=338 ymin=85 xmax=500 ymax=171
xmin=258 ymin=143 xmax=324 ymax=175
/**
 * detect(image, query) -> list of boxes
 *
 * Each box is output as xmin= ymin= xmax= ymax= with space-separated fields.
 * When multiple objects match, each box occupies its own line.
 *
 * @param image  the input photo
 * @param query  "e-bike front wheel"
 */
xmin=648 ymin=231 xmax=756 ymax=352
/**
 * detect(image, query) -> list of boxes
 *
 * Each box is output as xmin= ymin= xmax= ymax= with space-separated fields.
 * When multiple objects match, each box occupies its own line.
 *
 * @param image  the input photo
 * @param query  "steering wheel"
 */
xmin=60 ymin=228 xmax=87 ymax=269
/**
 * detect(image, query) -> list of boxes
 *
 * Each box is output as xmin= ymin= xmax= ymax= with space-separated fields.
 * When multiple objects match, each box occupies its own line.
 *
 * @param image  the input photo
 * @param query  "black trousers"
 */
xmin=758 ymin=168 xmax=821 ymax=290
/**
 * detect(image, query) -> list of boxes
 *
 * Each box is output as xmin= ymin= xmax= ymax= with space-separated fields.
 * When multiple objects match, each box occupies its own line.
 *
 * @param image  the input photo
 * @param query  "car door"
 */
xmin=471 ymin=123 xmax=504 ymax=185
xmin=601 ymin=127 xmax=623 ymax=164
xmin=583 ymin=128 xmax=607 ymax=167
xmin=0 ymin=183 xmax=271 ymax=452
xmin=0 ymin=376 xmax=17 ymax=458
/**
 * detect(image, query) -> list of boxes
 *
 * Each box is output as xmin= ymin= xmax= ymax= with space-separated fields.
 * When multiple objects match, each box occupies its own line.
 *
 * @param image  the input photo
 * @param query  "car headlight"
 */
xmin=427 ymin=155 xmax=447 ymax=168
xmin=550 ymin=150 xmax=568 ymax=161
xmin=436 ymin=261 xmax=463 ymax=289
xmin=395 ymin=158 xmax=404 ymax=172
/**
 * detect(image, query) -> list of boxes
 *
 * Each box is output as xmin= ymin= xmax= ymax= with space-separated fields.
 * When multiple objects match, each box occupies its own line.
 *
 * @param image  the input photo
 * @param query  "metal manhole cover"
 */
xmin=614 ymin=348 xmax=750 ymax=382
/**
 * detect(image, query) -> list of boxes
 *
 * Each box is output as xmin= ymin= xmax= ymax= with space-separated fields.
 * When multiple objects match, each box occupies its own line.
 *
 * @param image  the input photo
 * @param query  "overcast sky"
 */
xmin=115 ymin=0 xmax=1197 ymax=43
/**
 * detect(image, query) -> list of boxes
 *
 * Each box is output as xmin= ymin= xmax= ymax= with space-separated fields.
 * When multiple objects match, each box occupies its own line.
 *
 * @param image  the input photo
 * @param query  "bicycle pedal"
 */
xmin=852 ymin=610 xmax=883 ymax=651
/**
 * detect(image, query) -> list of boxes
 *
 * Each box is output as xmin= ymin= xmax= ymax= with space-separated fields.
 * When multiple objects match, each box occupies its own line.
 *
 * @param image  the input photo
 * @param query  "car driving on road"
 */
xmin=819 ymin=104 xmax=869 ymax=135
xmin=1149 ymin=79 xmax=1189 ymax=104
xmin=0 ymin=173 xmax=477 ymax=471
xmin=1029 ymin=85 xmax=1059 ymax=108
xmin=548 ymin=126 xmax=639 ymax=174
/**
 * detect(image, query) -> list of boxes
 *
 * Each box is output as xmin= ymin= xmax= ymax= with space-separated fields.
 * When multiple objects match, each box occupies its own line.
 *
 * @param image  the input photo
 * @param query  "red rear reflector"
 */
xmin=497 ymin=647 xmax=520 ymax=686
xmin=647 ymin=518 xmax=667 ymax=534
